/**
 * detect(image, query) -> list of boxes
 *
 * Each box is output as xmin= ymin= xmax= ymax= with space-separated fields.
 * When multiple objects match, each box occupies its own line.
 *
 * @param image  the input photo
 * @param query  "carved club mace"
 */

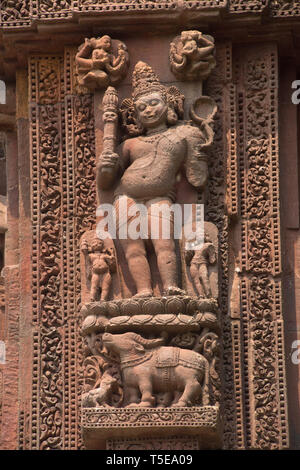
xmin=101 ymin=86 xmax=119 ymax=176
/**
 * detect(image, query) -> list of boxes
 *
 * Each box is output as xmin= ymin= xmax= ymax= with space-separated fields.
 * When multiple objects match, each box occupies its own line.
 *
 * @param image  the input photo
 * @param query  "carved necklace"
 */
xmin=139 ymin=127 xmax=169 ymax=144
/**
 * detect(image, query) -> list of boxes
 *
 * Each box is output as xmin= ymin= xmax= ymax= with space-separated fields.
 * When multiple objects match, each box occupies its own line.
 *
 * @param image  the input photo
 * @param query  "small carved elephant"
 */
xmin=102 ymin=332 xmax=210 ymax=408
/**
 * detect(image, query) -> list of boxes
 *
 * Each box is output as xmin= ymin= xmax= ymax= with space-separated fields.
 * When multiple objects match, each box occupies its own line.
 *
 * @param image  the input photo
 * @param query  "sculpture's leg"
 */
xmin=84 ymin=70 xmax=109 ymax=88
xmin=138 ymin=378 xmax=155 ymax=407
xmin=189 ymin=263 xmax=204 ymax=297
xmin=151 ymin=238 xmax=178 ymax=294
xmin=199 ymin=264 xmax=211 ymax=297
xmin=148 ymin=198 xmax=184 ymax=295
xmin=90 ymin=273 xmax=101 ymax=301
xmin=123 ymin=386 xmax=140 ymax=407
xmin=119 ymin=237 xmax=153 ymax=297
xmin=172 ymin=390 xmax=182 ymax=406
xmin=172 ymin=378 xmax=201 ymax=407
xmin=100 ymin=271 xmax=112 ymax=300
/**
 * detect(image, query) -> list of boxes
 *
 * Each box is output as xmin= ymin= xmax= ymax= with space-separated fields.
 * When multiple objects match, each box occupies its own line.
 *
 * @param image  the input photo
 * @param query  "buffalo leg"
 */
xmin=138 ymin=379 xmax=155 ymax=407
xmin=124 ymin=386 xmax=140 ymax=407
xmin=172 ymin=379 xmax=201 ymax=407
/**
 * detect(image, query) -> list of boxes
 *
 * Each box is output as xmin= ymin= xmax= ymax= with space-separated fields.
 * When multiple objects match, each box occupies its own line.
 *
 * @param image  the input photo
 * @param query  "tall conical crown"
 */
xmin=132 ymin=61 xmax=167 ymax=101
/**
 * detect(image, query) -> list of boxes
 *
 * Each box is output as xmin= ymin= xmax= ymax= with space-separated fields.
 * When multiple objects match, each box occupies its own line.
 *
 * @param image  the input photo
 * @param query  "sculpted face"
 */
xmin=134 ymin=92 xmax=168 ymax=130
xmin=96 ymin=35 xmax=112 ymax=51
xmin=182 ymin=38 xmax=198 ymax=56
xmin=91 ymin=238 xmax=104 ymax=252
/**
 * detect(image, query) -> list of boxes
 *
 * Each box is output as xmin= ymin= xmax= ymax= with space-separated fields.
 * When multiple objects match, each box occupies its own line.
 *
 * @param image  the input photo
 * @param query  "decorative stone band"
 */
xmin=0 ymin=1 xmax=228 ymax=29
xmin=81 ymin=296 xmax=218 ymax=319
xmin=82 ymin=405 xmax=221 ymax=448
xmin=1 ymin=2 xmax=300 ymax=35
xmin=107 ymin=436 xmax=199 ymax=450
xmin=81 ymin=311 xmax=220 ymax=336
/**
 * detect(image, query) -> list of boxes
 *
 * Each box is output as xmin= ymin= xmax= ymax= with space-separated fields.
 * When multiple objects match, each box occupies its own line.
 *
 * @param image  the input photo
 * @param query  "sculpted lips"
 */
xmin=143 ymin=113 xmax=158 ymax=120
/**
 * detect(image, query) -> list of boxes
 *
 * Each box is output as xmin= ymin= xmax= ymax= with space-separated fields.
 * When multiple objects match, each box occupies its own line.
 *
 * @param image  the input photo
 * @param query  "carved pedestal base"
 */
xmin=82 ymin=406 xmax=222 ymax=450
xmin=81 ymin=296 xmax=219 ymax=335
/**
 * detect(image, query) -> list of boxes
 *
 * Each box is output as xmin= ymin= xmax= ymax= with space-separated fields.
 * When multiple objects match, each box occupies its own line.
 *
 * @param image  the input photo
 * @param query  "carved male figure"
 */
xmin=97 ymin=62 xmax=213 ymax=298
xmin=187 ymin=234 xmax=216 ymax=298
xmin=81 ymin=237 xmax=115 ymax=301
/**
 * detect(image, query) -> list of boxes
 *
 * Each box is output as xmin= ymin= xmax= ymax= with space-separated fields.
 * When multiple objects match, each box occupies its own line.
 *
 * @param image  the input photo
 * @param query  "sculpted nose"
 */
xmin=144 ymin=106 xmax=152 ymax=115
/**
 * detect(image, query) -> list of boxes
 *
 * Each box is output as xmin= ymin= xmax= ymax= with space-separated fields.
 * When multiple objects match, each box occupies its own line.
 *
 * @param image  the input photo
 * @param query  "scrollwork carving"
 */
xmin=230 ymin=0 xmax=269 ymax=12
xmin=74 ymin=94 xmax=97 ymax=235
xmin=39 ymin=0 xmax=72 ymax=12
xmin=271 ymin=0 xmax=300 ymax=16
xmin=249 ymin=276 xmax=279 ymax=449
xmin=0 ymin=0 xmax=30 ymax=23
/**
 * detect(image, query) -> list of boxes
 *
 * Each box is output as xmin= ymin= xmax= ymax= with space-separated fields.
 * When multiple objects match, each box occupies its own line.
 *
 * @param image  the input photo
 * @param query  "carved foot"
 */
xmin=171 ymin=401 xmax=189 ymax=408
xmin=138 ymin=401 xmax=155 ymax=407
xmin=133 ymin=290 xmax=153 ymax=299
xmin=126 ymin=400 xmax=155 ymax=408
xmin=163 ymin=286 xmax=186 ymax=296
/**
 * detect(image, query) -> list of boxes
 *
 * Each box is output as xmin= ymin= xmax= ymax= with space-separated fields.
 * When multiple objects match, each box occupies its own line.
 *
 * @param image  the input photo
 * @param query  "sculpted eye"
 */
xmin=150 ymin=100 xmax=159 ymax=106
xmin=138 ymin=104 xmax=146 ymax=111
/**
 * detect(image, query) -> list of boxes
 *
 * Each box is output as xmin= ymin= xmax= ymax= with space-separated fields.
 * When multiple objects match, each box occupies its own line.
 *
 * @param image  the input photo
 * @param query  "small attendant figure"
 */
xmin=81 ymin=236 xmax=116 ymax=301
xmin=186 ymin=234 xmax=216 ymax=298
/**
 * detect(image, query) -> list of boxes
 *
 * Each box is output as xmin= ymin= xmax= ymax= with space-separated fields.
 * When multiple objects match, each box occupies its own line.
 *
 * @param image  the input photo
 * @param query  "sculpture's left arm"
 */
xmin=208 ymin=244 xmax=217 ymax=265
xmin=183 ymin=125 xmax=209 ymax=191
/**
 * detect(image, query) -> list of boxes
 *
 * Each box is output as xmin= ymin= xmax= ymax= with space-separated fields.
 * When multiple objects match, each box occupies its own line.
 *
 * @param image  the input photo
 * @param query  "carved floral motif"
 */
xmin=38 ymin=99 xmax=63 ymax=449
xmin=249 ymin=276 xmax=279 ymax=449
xmin=82 ymin=405 xmax=220 ymax=430
xmin=237 ymin=44 xmax=288 ymax=449
xmin=73 ymin=94 xmax=96 ymax=235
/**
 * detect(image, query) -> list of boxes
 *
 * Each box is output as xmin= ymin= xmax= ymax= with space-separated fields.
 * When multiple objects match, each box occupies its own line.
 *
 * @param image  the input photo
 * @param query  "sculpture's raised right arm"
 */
xmin=96 ymin=141 xmax=130 ymax=191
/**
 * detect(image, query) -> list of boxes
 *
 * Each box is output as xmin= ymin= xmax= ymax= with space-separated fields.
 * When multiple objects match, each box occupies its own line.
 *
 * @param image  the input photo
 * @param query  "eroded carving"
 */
xmin=75 ymin=36 xmax=129 ymax=90
xmin=170 ymin=31 xmax=216 ymax=82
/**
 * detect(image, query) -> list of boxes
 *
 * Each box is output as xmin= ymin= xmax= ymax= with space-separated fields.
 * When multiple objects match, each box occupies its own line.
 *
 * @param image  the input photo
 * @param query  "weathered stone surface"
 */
xmin=0 ymin=0 xmax=297 ymax=451
xmin=82 ymin=405 xmax=222 ymax=449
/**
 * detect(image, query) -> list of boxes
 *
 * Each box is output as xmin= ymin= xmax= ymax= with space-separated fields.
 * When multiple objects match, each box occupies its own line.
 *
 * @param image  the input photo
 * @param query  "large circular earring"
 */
xmin=167 ymin=107 xmax=178 ymax=126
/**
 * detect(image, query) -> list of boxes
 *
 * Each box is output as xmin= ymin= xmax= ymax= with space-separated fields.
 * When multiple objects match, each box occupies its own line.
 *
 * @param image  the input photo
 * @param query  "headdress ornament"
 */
xmin=132 ymin=61 xmax=167 ymax=101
